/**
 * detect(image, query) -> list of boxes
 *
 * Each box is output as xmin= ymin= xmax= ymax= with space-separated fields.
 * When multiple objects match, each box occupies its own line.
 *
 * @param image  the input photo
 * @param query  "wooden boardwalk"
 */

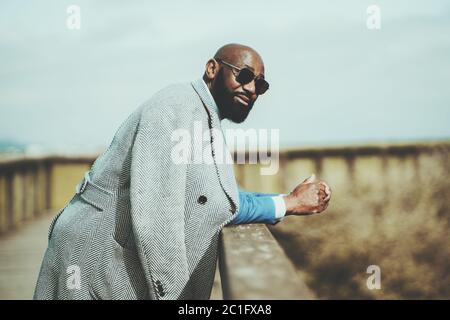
xmin=0 ymin=212 xmax=54 ymax=300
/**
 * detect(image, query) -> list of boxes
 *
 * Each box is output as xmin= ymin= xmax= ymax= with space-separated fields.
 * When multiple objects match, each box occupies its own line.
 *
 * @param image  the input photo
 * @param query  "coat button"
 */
xmin=198 ymin=195 xmax=207 ymax=204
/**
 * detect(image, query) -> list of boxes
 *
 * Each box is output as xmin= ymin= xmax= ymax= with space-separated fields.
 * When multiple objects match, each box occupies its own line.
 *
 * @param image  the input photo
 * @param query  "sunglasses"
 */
xmin=216 ymin=59 xmax=269 ymax=95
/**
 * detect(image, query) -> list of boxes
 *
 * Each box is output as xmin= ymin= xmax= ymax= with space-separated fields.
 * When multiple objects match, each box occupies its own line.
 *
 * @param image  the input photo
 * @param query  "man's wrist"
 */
xmin=271 ymin=195 xmax=287 ymax=219
xmin=282 ymin=194 xmax=295 ymax=216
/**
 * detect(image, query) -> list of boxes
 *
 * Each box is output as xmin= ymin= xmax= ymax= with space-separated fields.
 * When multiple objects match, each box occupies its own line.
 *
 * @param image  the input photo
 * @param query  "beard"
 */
xmin=212 ymin=70 xmax=253 ymax=123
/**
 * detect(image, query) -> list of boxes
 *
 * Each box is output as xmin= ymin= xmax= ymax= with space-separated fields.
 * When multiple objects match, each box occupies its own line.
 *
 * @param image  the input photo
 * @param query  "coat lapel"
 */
xmin=191 ymin=79 xmax=239 ymax=216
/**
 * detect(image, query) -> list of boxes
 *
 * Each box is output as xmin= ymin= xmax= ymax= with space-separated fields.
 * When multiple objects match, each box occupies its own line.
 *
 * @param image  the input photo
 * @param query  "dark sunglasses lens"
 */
xmin=236 ymin=68 xmax=255 ymax=85
xmin=255 ymin=79 xmax=269 ymax=95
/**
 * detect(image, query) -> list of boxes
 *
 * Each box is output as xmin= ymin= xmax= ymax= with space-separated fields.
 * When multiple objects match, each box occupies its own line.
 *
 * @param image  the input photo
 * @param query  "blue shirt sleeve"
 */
xmin=229 ymin=190 xmax=280 ymax=225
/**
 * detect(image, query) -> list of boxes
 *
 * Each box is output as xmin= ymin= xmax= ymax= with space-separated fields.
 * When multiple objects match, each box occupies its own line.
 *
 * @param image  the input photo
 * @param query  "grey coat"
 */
xmin=33 ymin=79 xmax=239 ymax=300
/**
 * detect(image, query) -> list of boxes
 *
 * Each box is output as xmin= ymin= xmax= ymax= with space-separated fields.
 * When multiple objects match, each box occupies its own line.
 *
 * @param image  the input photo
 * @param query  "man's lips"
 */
xmin=234 ymin=93 xmax=250 ymax=106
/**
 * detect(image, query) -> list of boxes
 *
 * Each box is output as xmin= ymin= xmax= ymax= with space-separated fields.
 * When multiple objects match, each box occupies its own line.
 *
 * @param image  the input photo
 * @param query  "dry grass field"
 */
xmin=269 ymin=150 xmax=450 ymax=299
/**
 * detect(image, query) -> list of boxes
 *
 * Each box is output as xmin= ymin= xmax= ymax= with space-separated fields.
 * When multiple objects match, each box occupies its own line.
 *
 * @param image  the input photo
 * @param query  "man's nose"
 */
xmin=242 ymin=80 xmax=256 ymax=96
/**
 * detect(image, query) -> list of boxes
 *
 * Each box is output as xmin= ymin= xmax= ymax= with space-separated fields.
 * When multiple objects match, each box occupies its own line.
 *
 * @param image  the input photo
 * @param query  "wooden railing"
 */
xmin=0 ymin=156 xmax=93 ymax=234
xmin=219 ymin=224 xmax=315 ymax=299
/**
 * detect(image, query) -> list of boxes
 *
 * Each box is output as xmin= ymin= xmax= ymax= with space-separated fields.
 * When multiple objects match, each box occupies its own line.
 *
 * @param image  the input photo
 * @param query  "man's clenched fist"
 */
xmin=283 ymin=174 xmax=332 ymax=216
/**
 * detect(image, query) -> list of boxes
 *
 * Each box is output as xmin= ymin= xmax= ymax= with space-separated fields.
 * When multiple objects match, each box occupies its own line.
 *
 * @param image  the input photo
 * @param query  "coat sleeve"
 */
xmin=129 ymin=103 xmax=193 ymax=300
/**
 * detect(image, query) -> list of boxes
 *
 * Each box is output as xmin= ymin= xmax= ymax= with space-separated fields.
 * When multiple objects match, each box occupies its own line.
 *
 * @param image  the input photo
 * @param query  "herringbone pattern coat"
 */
xmin=33 ymin=79 xmax=239 ymax=300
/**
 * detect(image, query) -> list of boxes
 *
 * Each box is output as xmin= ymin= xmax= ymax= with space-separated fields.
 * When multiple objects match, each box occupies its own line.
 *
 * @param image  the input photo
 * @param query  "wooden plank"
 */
xmin=0 ymin=211 xmax=54 ymax=299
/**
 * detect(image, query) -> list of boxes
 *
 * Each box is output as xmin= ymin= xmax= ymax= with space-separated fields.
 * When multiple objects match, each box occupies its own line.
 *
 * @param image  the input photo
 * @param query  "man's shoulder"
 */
xmin=140 ymin=81 xmax=201 ymax=115
xmin=127 ymin=82 xmax=203 ymax=129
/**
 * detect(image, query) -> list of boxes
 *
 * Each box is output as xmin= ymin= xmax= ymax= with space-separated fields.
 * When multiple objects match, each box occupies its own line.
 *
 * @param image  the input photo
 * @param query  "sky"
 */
xmin=1 ymin=0 xmax=449 ymax=152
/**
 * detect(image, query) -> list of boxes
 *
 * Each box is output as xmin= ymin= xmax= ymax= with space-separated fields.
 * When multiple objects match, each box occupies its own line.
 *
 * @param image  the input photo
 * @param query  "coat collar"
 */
xmin=191 ymin=78 xmax=222 ymax=120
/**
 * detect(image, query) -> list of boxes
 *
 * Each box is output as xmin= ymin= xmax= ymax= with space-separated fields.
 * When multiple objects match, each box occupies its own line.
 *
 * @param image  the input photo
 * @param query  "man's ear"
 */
xmin=205 ymin=58 xmax=220 ymax=81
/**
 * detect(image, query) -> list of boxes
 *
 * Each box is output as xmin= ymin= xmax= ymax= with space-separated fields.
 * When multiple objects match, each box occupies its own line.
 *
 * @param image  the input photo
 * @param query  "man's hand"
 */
xmin=283 ymin=174 xmax=332 ymax=216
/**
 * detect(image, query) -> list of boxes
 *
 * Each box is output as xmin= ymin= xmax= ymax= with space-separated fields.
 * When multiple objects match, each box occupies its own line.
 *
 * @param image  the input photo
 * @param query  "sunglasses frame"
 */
xmin=215 ymin=59 xmax=269 ymax=95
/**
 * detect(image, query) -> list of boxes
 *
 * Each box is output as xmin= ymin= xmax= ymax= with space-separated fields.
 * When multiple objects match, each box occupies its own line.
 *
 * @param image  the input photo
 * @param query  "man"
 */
xmin=34 ymin=43 xmax=331 ymax=300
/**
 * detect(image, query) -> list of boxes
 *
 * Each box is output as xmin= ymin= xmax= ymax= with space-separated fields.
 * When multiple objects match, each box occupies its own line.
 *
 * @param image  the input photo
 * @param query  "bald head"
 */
xmin=213 ymin=43 xmax=265 ymax=74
